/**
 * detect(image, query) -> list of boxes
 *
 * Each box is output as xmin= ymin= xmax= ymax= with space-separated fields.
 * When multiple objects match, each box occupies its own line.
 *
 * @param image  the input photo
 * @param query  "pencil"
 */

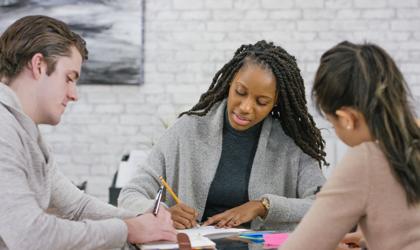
xmin=159 ymin=176 xmax=181 ymax=204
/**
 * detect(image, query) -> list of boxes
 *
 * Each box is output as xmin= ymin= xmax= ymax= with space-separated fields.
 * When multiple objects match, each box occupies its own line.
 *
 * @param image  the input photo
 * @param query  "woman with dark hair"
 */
xmin=119 ymin=40 xmax=327 ymax=231
xmin=281 ymin=41 xmax=420 ymax=250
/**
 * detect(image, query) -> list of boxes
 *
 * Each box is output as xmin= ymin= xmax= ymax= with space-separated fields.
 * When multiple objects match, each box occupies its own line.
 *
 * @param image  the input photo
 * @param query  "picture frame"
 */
xmin=0 ymin=0 xmax=144 ymax=85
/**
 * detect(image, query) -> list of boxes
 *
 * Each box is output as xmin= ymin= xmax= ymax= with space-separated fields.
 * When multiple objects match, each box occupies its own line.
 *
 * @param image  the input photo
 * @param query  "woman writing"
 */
xmin=119 ymin=40 xmax=327 ymax=231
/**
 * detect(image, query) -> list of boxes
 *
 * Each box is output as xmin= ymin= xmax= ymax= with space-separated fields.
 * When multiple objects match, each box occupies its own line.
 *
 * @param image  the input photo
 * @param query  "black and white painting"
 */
xmin=0 ymin=0 xmax=144 ymax=85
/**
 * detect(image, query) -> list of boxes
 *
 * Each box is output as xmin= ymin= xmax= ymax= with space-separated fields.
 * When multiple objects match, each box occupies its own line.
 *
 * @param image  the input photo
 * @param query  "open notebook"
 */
xmin=139 ymin=226 xmax=249 ymax=250
xmin=179 ymin=226 xmax=249 ymax=239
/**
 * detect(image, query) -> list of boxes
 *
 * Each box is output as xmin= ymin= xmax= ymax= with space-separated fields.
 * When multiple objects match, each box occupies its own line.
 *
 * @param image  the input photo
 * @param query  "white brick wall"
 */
xmin=40 ymin=0 xmax=420 ymax=201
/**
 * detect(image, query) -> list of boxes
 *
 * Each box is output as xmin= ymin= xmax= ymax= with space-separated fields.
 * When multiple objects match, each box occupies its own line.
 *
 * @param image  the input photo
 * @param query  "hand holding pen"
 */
xmin=124 ymin=184 xmax=177 ymax=244
xmin=159 ymin=176 xmax=199 ymax=229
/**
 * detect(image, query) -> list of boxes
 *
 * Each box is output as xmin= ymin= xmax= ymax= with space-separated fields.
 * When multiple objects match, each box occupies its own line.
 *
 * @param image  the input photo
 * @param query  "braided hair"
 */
xmin=180 ymin=40 xmax=327 ymax=167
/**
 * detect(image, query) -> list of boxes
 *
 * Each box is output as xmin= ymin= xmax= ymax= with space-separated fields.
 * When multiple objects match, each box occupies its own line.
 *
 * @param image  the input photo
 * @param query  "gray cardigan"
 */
xmin=119 ymin=100 xmax=326 ymax=231
xmin=0 ymin=83 xmax=135 ymax=250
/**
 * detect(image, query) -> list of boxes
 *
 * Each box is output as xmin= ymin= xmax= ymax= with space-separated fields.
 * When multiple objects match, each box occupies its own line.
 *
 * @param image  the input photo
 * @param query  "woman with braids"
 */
xmin=281 ymin=41 xmax=420 ymax=250
xmin=119 ymin=40 xmax=327 ymax=231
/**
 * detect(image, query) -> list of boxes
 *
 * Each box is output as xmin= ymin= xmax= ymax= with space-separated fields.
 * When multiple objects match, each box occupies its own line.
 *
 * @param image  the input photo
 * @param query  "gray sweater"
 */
xmin=0 ymin=83 xmax=135 ymax=250
xmin=119 ymin=100 xmax=326 ymax=231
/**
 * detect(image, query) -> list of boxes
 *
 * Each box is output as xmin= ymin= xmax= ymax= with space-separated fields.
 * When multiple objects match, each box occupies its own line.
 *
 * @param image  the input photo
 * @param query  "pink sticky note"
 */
xmin=263 ymin=233 xmax=289 ymax=247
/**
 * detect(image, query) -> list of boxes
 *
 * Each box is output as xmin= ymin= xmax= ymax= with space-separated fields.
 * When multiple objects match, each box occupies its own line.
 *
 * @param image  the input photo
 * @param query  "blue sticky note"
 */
xmin=239 ymin=231 xmax=276 ymax=243
xmin=239 ymin=235 xmax=264 ymax=243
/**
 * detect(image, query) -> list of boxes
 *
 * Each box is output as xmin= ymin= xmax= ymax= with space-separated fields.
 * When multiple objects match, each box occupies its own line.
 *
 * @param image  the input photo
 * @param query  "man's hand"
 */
xmin=203 ymin=200 xmax=265 ymax=228
xmin=124 ymin=208 xmax=177 ymax=244
xmin=168 ymin=203 xmax=199 ymax=229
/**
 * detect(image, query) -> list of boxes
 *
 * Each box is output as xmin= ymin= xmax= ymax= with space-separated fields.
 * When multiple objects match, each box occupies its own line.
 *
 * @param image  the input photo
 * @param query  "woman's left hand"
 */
xmin=202 ymin=200 xmax=266 ymax=228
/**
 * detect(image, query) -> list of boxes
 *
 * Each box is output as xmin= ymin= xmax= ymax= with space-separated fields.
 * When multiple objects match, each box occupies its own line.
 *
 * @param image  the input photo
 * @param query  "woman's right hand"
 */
xmin=168 ymin=203 xmax=198 ymax=229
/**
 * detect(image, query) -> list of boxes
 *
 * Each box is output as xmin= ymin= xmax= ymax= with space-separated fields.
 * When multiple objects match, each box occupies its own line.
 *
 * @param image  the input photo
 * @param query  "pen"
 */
xmin=153 ymin=185 xmax=164 ymax=216
xmin=159 ymin=176 xmax=181 ymax=204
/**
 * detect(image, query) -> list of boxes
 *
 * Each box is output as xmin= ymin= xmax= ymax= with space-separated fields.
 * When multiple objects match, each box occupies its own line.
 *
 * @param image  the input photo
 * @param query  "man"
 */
xmin=0 ymin=15 xmax=176 ymax=249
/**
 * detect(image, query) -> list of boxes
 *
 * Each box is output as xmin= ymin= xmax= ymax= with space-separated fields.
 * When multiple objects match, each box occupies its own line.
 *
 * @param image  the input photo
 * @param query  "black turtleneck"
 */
xmin=202 ymin=109 xmax=262 ymax=227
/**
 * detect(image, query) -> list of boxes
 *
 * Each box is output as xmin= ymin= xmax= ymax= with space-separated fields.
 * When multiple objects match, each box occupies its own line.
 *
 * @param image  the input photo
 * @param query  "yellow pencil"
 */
xmin=159 ymin=176 xmax=181 ymax=204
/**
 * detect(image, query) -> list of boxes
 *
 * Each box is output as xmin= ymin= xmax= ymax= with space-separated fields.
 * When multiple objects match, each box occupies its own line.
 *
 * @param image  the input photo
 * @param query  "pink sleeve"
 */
xmin=280 ymin=144 xmax=370 ymax=250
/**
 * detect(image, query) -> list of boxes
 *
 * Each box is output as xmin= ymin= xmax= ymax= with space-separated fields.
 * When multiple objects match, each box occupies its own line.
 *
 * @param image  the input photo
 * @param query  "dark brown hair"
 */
xmin=0 ymin=15 xmax=88 ymax=83
xmin=312 ymin=41 xmax=420 ymax=205
xmin=180 ymin=40 xmax=327 ymax=167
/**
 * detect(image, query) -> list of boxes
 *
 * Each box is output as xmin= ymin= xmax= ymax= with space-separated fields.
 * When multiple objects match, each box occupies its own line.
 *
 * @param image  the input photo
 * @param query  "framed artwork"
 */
xmin=0 ymin=0 xmax=144 ymax=85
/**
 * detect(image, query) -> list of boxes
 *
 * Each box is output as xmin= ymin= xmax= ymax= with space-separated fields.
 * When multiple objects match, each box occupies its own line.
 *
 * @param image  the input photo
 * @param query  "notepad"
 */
xmin=263 ymin=233 xmax=289 ymax=247
xmin=138 ymin=226 xmax=249 ymax=249
xmin=139 ymin=234 xmax=215 ymax=250
xmin=180 ymin=226 xmax=249 ymax=239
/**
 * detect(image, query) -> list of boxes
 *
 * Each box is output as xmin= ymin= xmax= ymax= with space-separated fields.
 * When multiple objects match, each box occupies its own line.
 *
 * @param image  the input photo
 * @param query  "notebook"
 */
xmin=139 ymin=234 xmax=215 ymax=250
xmin=263 ymin=233 xmax=289 ymax=247
xmin=180 ymin=226 xmax=249 ymax=239
xmin=138 ymin=226 xmax=249 ymax=249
